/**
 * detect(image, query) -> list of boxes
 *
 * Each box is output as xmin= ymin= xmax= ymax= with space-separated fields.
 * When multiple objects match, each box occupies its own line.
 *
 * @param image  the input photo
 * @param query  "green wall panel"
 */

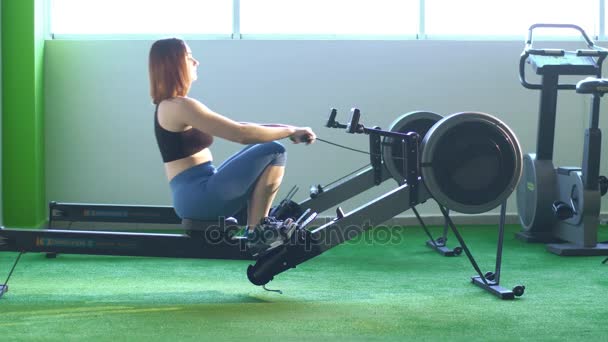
xmin=1 ymin=0 xmax=45 ymax=227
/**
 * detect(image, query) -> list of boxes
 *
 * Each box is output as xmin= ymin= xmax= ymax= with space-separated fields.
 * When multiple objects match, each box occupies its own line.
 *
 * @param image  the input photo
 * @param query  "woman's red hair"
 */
xmin=148 ymin=38 xmax=191 ymax=105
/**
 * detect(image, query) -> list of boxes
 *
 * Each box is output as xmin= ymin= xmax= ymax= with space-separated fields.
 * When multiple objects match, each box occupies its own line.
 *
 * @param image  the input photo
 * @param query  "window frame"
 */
xmin=46 ymin=0 xmax=608 ymax=41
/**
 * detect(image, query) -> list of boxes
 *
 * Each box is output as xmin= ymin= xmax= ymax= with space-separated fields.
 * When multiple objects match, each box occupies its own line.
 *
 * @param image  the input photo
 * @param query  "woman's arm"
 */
xmin=167 ymin=97 xmax=307 ymax=144
xmin=240 ymin=122 xmax=295 ymax=128
xmin=237 ymin=124 xmax=316 ymax=144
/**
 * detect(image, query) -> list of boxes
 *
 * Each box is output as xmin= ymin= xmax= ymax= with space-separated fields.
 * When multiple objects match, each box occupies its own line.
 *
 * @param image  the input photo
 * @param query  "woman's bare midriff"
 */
xmin=164 ymin=148 xmax=213 ymax=181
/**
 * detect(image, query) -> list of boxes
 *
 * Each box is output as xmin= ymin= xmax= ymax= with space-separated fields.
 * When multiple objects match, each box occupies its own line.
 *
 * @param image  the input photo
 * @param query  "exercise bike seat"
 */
xmin=576 ymin=77 xmax=608 ymax=94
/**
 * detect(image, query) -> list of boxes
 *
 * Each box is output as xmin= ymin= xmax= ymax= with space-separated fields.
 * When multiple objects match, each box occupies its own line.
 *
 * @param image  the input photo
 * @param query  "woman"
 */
xmin=148 ymin=38 xmax=316 ymax=241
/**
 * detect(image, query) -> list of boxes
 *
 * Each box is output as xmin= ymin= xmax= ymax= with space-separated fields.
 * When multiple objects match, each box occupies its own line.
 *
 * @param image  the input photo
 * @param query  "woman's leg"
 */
xmin=205 ymin=141 xmax=287 ymax=226
xmin=215 ymin=144 xmax=257 ymax=171
xmin=213 ymin=145 xmax=257 ymax=223
xmin=247 ymin=165 xmax=285 ymax=228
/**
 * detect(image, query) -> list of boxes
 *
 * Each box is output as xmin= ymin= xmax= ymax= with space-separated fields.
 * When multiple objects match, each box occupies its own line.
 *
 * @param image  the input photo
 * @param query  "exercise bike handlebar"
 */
xmin=525 ymin=23 xmax=596 ymax=49
xmin=519 ymin=23 xmax=608 ymax=90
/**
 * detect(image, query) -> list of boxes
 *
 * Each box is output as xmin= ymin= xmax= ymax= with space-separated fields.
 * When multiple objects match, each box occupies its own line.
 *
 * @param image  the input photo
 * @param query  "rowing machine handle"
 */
xmin=326 ymin=108 xmax=347 ymax=129
xmin=347 ymin=108 xmax=363 ymax=134
xmin=290 ymin=134 xmax=313 ymax=144
xmin=326 ymin=108 xmax=338 ymax=127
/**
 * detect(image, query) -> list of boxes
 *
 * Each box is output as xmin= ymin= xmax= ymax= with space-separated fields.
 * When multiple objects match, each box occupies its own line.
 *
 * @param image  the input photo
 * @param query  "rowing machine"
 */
xmin=44 ymin=110 xmax=463 ymax=257
xmin=1 ymin=107 xmax=523 ymax=299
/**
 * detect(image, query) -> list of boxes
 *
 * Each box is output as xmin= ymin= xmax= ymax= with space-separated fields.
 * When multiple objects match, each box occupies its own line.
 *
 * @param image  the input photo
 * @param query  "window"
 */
xmin=239 ymin=0 xmax=418 ymax=36
xmin=424 ymin=0 xmax=598 ymax=37
xmin=48 ymin=0 xmax=605 ymax=39
xmin=50 ymin=0 xmax=233 ymax=35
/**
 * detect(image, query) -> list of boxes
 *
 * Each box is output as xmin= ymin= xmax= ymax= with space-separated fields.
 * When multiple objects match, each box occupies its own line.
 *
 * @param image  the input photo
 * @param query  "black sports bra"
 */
xmin=154 ymin=106 xmax=213 ymax=162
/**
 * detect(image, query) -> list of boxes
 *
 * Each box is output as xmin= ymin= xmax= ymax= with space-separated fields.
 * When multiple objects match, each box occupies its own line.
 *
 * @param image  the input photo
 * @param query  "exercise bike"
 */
xmin=516 ymin=23 xmax=608 ymax=256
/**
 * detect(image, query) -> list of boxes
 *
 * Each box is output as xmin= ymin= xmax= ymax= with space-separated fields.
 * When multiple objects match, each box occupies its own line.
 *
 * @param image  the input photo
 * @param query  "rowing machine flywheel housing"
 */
xmin=383 ymin=111 xmax=522 ymax=214
xmin=421 ymin=112 xmax=522 ymax=214
xmin=382 ymin=111 xmax=444 ymax=184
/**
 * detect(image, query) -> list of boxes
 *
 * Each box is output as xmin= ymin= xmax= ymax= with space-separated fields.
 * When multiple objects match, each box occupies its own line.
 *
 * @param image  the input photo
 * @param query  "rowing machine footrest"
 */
xmin=270 ymin=200 xmax=305 ymax=221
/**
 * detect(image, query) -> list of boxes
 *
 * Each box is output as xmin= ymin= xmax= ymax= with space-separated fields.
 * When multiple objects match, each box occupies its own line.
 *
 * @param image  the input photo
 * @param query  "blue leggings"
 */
xmin=169 ymin=141 xmax=287 ymax=221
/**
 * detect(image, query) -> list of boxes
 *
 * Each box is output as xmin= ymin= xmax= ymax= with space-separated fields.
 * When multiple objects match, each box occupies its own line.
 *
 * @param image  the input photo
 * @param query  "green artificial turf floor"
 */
xmin=1 ymin=224 xmax=607 ymax=341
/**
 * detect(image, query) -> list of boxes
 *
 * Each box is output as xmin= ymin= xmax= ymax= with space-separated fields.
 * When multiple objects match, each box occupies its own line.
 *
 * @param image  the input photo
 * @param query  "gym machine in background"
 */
xmin=517 ymin=23 xmax=608 ymax=256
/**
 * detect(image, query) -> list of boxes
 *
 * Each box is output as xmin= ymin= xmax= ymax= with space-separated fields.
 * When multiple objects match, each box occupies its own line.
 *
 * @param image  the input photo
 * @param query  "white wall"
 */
xmin=44 ymin=39 xmax=606 ymax=220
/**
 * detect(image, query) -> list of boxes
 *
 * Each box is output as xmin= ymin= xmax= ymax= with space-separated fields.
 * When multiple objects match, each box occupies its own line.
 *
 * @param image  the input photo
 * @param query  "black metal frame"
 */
xmin=48 ymin=201 xmax=182 ymax=227
xmin=417 ymin=206 xmax=462 ymax=257
xmin=321 ymin=108 xmax=461 ymax=256
xmin=0 ymin=225 xmax=249 ymax=298
xmin=0 ymin=222 xmax=248 ymax=260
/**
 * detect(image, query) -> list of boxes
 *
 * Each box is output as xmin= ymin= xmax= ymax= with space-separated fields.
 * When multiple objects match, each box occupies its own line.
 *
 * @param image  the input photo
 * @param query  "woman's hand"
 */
xmin=290 ymin=127 xmax=316 ymax=145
